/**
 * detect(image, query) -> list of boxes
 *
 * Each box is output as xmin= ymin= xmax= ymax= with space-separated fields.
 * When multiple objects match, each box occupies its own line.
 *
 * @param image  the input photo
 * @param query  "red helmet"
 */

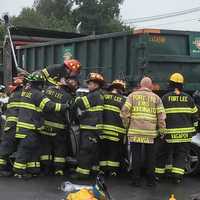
xmin=8 ymin=84 xmax=18 ymax=93
xmin=13 ymin=76 xmax=24 ymax=86
xmin=64 ymin=59 xmax=81 ymax=73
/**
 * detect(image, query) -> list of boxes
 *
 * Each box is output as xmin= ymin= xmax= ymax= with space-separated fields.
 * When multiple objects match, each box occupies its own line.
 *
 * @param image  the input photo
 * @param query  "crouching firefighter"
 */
xmin=155 ymin=73 xmax=198 ymax=184
xmin=40 ymin=77 xmax=79 ymax=176
xmin=41 ymin=59 xmax=81 ymax=86
xmin=100 ymin=80 xmax=126 ymax=177
xmin=13 ymin=73 xmax=68 ymax=179
xmin=72 ymin=73 xmax=104 ymax=180
xmin=0 ymin=75 xmax=25 ymax=177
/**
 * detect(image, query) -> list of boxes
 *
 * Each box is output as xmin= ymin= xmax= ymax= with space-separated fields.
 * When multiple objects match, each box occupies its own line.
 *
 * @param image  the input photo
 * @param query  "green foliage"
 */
xmin=12 ymin=7 xmax=73 ymax=32
xmin=11 ymin=0 xmax=130 ymax=34
xmin=73 ymin=0 xmax=128 ymax=34
xmin=35 ymin=0 xmax=74 ymax=20
xmin=0 ymin=24 xmax=5 ymax=41
xmin=12 ymin=8 xmax=47 ymax=28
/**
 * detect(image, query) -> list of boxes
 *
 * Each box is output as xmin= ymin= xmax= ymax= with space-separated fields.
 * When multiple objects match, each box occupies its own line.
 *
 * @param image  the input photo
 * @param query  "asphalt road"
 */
xmin=0 ymin=175 xmax=200 ymax=200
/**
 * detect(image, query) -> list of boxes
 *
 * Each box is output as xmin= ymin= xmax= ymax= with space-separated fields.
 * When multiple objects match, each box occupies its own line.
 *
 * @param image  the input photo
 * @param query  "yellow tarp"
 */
xmin=67 ymin=188 xmax=98 ymax=200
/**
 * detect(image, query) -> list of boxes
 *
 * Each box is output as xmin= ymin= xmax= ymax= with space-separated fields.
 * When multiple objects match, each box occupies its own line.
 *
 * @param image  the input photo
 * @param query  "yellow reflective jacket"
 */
xmin=120 ymin=87 xmax=166 ymax=143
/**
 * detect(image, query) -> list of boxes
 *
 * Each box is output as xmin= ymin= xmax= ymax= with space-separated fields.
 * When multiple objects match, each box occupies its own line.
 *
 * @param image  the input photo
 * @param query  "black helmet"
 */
xmin=26 ymin=73 xmax=45 ymax=83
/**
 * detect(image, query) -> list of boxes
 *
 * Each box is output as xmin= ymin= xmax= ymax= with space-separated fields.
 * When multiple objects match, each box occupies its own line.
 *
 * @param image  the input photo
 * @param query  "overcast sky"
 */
xmin=1 ymin=0 xmax=200 ymax=31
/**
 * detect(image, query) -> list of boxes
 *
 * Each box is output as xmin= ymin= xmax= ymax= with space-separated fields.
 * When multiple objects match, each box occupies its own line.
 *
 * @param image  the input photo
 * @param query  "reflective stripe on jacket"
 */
xmin=42 ymin=85 xmax=73 ymax=133
xmin=120 ymin=88 xmax=166 ymax=143
xmin=16 ymin=87 xmax=66 ymax=138
xmin=101 ymin=92 xmax=126 ymax=141
xmin=4 ymin=88 xmax=22 ymax=130
xmin=162 ymin=91 xmax=198 ymax=143
xmin=75 ymin=89 xmax=104 ymax=130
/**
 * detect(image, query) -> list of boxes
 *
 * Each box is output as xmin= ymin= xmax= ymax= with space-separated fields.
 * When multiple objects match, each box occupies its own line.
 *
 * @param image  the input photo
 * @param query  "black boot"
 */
xmin=131 ymin=177 xmax=141 ymax=187
xmin=14 ymin=173 xmax=32 ymax=180
xmin=0 ymin=170 xmax=13 ymax=177
xmin=146 ymin=175 xmax=157 ymax=187
xmin=173 ymin=175 xmax=183 ymax=184
xmin=109 ymin=171 xmax=118 ymax=177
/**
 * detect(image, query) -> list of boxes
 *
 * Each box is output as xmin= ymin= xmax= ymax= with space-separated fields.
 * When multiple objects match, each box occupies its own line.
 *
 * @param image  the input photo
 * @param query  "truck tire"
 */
xmin=185 ymin=143 xmax=200 ymax=175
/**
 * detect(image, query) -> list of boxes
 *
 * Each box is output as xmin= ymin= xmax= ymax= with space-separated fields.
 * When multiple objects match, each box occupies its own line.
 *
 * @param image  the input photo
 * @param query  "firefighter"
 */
xmin=13 ymin=73 xmax=68 ymax=179
xmin=120 ymin=77 xmax=166 ymax=187
xmin=99 ymin=79 xmax=126 ymax=177
xmin=0 ymin=76 xmax=25 ymax=177
xmin=155 ymin=73 xmax=198 ymax=184
xmin=72 ymin=73 xmax=104 ymax=180
xmin=40 ymin=77 xmax=79 ymax=176
xmin=41 ymin=59 xmax=81 ymax=86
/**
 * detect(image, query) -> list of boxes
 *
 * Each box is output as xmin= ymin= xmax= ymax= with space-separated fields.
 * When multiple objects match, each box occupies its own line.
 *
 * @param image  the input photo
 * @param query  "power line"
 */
xmin=135 ymin=17 xmax=199 ymax=28
xmin=124 ymin=6 xmax=200 ymax=24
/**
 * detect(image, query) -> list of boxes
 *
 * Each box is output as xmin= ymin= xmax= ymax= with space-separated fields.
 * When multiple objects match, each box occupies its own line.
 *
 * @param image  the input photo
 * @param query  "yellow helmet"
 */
xmin=169 ymin=73 xmax=184 ymax=84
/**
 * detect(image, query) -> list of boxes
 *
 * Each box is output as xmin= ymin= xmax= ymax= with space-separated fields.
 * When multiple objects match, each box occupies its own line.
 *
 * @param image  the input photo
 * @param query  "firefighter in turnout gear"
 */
xmin=13 ymin=73 xmax=68 ymax=179
xmin=40 ymin=77 xmax=79 ymax=176
xmin=120 ymin=77 xmax=166 ymax=187
xmin=72 ymin=73 xmax=104 ymax=180
xmin=0 ymin=75 xmax=25 ymax=177
xmin=155 ymin=73 xmax=198 ymax=184
xmin=41 ymin=59 xmax=81 ymax=86
xmin=100 ymin=80 xmax=126 ymax=176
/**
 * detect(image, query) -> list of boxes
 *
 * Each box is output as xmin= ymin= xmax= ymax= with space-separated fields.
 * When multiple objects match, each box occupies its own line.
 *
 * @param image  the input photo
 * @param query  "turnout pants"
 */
xmin=13 ymin=131 xmax=41 ymax=175
xmin=40 ymin=132 xmax=67 ymax=172
xmin=155 ymin=142 xmax=189 ymax=178
xmin=0 ymin=126 xmax=18 ymax=171
xmin=100 ymin=139 xmax=122 ymax=172
xmin=131 ymin=142 xmax=157 ymax=182
xmin=76 ymin=130 xmax=100 ymax=175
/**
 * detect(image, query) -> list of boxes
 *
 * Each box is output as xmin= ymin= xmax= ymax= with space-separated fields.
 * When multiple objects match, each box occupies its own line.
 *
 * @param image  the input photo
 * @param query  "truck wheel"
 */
xmin=185 ymin=143 xmax=200 ymax=175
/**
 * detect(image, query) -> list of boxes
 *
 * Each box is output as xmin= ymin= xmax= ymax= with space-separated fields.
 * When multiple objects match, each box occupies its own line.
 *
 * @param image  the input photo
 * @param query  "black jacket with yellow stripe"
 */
xmin=162 ymin=91 xmax=198 ymax=143
xmin=4 ymin=87 xmax=22 ymax=131
xmin=102 ymin=92 xmax=126 ymax=142
xmin=41 ymin=85 xmax=73 ymax=135
xmin=16 ymin=87 xmax=66 ymax=139
xmin=42 ymin=64 xmax=68 ymax=86
xmin=75 ymin=89 xmax=104 ymax=131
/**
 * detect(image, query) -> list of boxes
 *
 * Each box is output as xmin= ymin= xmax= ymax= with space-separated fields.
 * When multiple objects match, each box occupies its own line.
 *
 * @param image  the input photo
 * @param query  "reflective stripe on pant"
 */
xmin=40 ymin=133 xmax=67 ymax=171
xmin=76 ymin=130 xmax=100 ymax=175
xmin=13 ymin=162 xmax=27 ymax=173
xmin=156 ymin=140 xmax=188 ymax=177
xmin=14 ymin=131 xmax=40 ymax=174
xmin=99 ymin=138 xmax=122 ymax=172
xmin=170 ymin=143 xmax=188 ymax=176
xmin=76 ymin=167 xmax=90 ymax=175
xmin=0 ymin=127 xmax=18 ymax=170
xmin=0 ymin=158 xmax=7 ymax=170
xmin=155 ymin=139 xmax=170 ymax=175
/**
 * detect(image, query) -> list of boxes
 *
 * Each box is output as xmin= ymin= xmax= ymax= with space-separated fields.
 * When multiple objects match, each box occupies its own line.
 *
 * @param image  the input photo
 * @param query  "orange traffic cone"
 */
xmin=169 ymin=194 xmax=176 ymax=200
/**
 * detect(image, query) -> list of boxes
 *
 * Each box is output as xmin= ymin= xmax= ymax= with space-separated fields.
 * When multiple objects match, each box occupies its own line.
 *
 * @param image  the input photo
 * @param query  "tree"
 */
xmin=0 ymin=24 xmax=5 ymax=41
xmin=12 ymin=8 xmax=48 ymax=29
xmin=12 ymin=7 xmax=73 ymax=32
xmin=72 ymin=0 xmax=128 ymax=34
xmin=72 ymin=0 xmax=100 ymax=34
xmin=10 ymin=0 xmax=129 ymax=34
xmin=34 ymin=0 xmax=73 ymax=21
